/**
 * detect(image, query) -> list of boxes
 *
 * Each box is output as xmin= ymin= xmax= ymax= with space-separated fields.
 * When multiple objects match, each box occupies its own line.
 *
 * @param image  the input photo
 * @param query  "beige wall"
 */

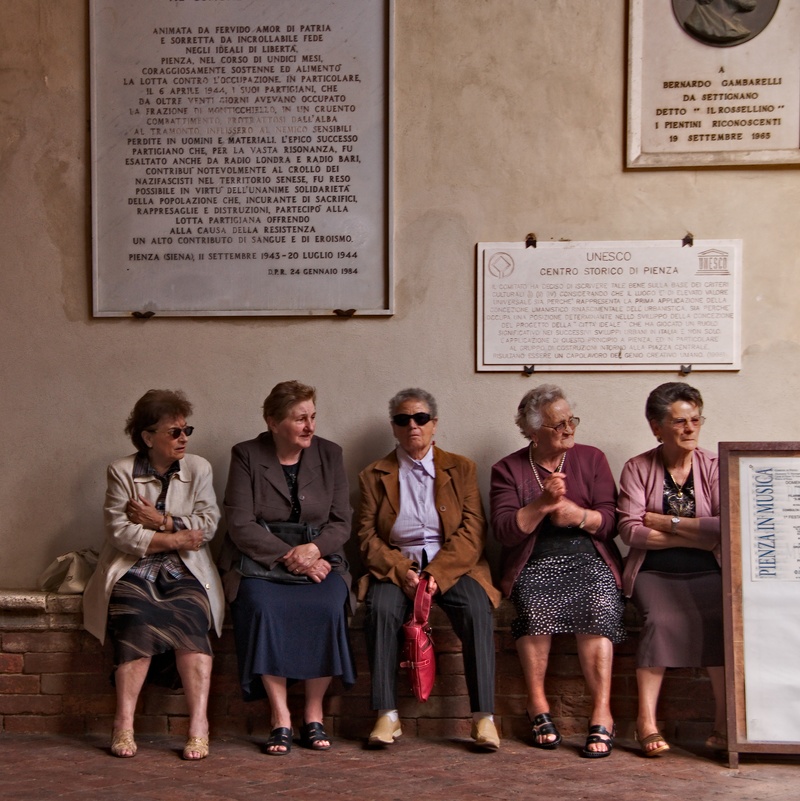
xmin=2 ymin=1 xmax=799 ymax=588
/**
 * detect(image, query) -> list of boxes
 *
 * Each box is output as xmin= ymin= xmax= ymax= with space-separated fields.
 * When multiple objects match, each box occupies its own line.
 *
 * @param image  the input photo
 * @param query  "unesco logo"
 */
xmin=488 ymin=252 xmax=515 ymax=279
xmin=696 ymin=248 xmax=730 ymax=275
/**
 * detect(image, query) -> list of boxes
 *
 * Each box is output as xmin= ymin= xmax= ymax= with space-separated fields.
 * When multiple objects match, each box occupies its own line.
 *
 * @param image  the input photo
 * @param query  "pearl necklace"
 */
xmin=528 ymin=446 xmax=566 ymax=491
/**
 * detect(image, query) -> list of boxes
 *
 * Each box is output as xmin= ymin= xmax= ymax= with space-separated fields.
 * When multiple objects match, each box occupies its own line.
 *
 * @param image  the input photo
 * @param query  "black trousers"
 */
xmin=363 ymin=575 xmax=495 ymax=713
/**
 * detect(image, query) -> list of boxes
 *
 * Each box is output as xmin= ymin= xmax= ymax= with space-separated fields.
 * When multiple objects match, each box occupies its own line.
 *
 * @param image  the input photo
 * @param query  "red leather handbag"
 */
xmin=400 ymin=577 xmax=436 ymax=702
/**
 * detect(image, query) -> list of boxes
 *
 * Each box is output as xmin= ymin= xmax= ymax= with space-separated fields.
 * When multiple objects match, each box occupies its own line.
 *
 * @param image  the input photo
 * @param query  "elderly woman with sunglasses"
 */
xmin=617 ymin=382 xmax=725 ymax=757
xmin=357 ymin=388 xmax=502 ymax=751
xmin=84 ymin=390 xmax=224 ymax=761
xmin=490 ymin=384 xmax=625 ymax=758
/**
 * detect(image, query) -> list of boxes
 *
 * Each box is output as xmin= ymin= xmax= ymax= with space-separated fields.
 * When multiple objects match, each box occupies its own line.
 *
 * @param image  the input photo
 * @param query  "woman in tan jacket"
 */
xmin=358 ymin=388 xmax=501 ymax=751
xmin=83 ymin=389 xmax=224 ymax=762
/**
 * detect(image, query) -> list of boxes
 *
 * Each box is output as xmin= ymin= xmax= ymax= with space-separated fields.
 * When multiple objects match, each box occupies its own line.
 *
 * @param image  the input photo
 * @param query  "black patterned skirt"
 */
xmin=107 ymin=567 xmax=213 ymax=689
xmin=510 ymin=552 xmax=626 ymax=643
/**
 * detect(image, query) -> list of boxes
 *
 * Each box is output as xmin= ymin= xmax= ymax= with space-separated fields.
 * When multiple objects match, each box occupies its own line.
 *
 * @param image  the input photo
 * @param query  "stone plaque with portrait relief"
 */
xmin=628 ymin=0 xmax=800 ymax=167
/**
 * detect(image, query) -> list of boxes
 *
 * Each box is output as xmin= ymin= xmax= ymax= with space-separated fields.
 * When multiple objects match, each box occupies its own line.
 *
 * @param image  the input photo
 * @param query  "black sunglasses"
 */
xmin=392 ymin=413 xmax=432 ymax=427
xmin=147 ymin=426 xmax=194 ymax=439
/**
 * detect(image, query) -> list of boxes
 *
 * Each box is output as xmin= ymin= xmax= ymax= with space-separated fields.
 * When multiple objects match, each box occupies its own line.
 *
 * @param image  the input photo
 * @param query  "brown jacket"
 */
xmin=357 ymin=446 xmax=500 ymax=606
xmin=219 ymin=432 xmax=353 ymax=604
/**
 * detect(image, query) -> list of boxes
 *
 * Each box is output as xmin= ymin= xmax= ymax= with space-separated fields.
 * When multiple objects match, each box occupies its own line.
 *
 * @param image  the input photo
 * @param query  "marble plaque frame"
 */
xmin=476 ymin=239 xmax=742 ymax=373
xmin=91 ymin=0 xmax=394 ymax=317
xmin=627 ymin=0 xmax=800 ymax=168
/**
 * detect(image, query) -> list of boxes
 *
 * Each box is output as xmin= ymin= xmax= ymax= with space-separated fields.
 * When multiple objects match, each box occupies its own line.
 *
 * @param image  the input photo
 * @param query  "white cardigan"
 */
xmin=82 ymin=453 xmax=224 ymax=642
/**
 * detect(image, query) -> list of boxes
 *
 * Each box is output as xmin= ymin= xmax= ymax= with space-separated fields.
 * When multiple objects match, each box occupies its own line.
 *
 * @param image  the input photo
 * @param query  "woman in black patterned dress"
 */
xmin=491 ymin=384 xmax=625 ymax=758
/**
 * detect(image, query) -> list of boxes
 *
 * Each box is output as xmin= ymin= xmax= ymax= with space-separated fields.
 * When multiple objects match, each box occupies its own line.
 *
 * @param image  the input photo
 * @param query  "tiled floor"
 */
xmin=0 ymin=732 xmax=797 ymax=801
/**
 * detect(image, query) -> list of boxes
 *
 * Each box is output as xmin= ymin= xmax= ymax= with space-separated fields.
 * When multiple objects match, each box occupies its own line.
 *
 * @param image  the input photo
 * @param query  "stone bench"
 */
xmin=0 ymin=591 xmax=716 ymax=743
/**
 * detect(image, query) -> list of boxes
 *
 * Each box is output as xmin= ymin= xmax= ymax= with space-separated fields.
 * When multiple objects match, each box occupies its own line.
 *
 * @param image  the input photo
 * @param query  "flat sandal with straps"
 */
xmin=528 ymin=712 xmax=562 ymax=749
xmin=581 ymin=723 xmax=616 ymax=759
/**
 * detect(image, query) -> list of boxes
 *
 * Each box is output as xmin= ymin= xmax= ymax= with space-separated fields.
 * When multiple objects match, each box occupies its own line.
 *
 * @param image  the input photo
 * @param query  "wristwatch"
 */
xmin=158 ymin=514 xmax=168 ymax=531
xmin=670 ymin=516 xmax=680 ymax=534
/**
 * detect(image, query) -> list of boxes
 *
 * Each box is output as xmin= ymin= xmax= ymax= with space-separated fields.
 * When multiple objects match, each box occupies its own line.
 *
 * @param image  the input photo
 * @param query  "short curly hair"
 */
xmin=125 ymin=389 xmax=193 ymax=452
xmin=262 ymin=380 xmax=316 ymax=423
xmin=645 ymin=382 xmax=703 ymax=424
xmin=515 ymin=384 xmax=571 ymax=439
xmin=388 ymin=387 xmax=438 ymax=419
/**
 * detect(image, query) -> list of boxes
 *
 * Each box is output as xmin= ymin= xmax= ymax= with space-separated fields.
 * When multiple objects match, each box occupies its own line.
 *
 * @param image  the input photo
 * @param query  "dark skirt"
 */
xmin=633 ymin=569 xmax=723 ymax=668
xmin=107 ymin=568 xmax=213 ymax=689
xmin=230 ymin=573 xmax=356 ymax=701
xmin=510 ymin=552 xmax=626 ymax=643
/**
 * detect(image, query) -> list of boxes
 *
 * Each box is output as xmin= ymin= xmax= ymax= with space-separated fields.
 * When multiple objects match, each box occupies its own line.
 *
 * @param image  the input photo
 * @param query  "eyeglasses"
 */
xmin=147 ymin=426 xmax=194 ymax=439
xmin=667 ymin=416 xmax=705 ymax=429
xmin=540 ymin=417 xmax=580 ymax=433
xmin=392 ymin=413 xmax=432 ymax=427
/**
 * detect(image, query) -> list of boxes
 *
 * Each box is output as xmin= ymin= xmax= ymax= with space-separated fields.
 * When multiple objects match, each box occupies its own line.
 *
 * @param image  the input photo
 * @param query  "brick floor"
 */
xmin=0 ymin=732 xmax=796 ymax=801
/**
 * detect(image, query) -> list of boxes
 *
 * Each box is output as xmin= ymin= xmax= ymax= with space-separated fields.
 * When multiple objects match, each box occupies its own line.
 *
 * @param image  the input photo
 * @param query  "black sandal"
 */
xmin=528 ymin=712 xmax=562 ymax=749
xmin=581 ymin=724 xmax=615 ymax=759
xmin=265 ymin=726 xmax=292 ymax=756
xmin=299 ymin=721 xmax=332 ymax=751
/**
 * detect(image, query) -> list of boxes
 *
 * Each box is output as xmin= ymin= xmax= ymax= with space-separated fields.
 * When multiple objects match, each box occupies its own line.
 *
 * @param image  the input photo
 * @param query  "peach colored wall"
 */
xmin=2 ymin=1 xmax=799 ymax=587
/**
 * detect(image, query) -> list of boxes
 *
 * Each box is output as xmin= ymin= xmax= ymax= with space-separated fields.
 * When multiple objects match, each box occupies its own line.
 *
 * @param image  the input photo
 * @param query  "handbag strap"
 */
xmin=411 ymin=576 xmax=432 ymax=624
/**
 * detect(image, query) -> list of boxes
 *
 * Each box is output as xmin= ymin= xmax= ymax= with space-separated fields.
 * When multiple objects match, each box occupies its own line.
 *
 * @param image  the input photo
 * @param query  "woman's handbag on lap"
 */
xmin=236 ymin=521 xmax=320 ymax=584
xmin=400 ymin=577 xmax=436 ymax=702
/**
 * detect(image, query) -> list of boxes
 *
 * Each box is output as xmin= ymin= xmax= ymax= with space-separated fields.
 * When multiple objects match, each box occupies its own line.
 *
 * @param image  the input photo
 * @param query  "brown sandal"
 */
xmin=182 ymin=735 xmax=210 ymax=760
xmin=111 ymin=729 xmax=137 ymax=758
xmin=636 ymin=730 xmax=670 ymax=757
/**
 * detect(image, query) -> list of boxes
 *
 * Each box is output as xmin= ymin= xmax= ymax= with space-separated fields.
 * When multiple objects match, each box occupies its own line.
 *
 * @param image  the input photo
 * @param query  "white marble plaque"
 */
xmin=477 ymin=240 xmax=741 ymax=372
xmin=628 ymin=0 xmax=800 ymax=167
xmin=91 ymin=0 xmax=392 ymax=316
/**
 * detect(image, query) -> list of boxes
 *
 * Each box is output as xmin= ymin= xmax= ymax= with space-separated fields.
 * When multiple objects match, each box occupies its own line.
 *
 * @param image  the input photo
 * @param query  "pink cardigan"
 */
xmin=617 ymin=445 xmax=720 ymax=598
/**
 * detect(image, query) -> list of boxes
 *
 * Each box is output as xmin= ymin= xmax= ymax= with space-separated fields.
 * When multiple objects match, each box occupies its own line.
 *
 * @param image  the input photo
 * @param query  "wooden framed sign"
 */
xmin=719 ymin=441 xmax=800 ymax=768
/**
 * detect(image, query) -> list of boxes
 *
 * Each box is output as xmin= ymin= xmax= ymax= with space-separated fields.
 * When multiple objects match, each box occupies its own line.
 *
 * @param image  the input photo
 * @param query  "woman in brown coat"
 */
xmin=358 ymin=388 xmax=501 ymax=751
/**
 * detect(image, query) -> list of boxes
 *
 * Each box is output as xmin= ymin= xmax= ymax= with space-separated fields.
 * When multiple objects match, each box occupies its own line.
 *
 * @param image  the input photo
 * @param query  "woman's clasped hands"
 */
xmin=535 ymin=473 xmax=588 ymax=530
xmin=281 ymin=541 xmax=330 ymax=583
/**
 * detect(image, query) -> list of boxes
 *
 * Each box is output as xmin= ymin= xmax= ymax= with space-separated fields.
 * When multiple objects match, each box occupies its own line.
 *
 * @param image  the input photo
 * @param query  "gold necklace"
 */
xmin=667 ymin=470 xmax=691 ymax=498
xmin=667 ymin=468 xmax=689 ymax=498
xmin=529 ymin=446 xmax=566 ymax=492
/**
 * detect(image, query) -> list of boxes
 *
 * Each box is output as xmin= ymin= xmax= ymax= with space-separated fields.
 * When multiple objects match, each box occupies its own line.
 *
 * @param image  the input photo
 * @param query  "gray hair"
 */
xmin=388 ymin=387 xmax=438 ymax=419
xmin=645 ymin=382 xmax=703 ymax=424
xmin=515 ymin=383 xmax=570 ymax=439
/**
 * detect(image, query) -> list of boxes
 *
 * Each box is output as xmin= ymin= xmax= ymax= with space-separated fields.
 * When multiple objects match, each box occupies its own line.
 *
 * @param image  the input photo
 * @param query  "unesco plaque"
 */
xmin=477 ymin=240 xmax=742 ymax=372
